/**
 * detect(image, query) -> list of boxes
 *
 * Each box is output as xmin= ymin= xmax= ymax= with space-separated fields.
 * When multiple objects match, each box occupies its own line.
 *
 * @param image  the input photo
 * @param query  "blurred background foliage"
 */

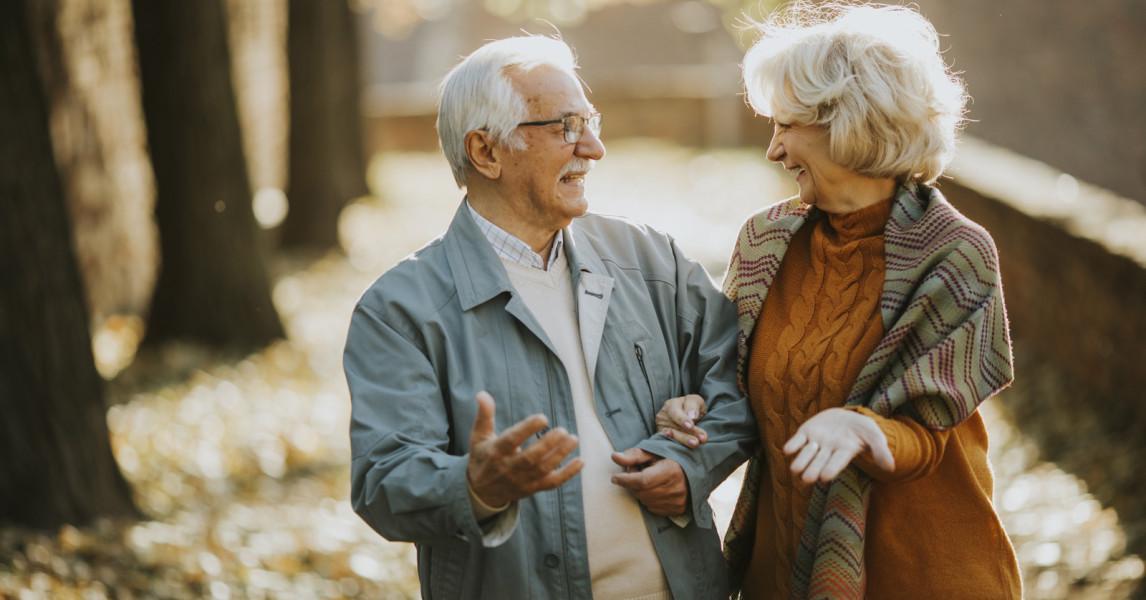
xmin=356 ymin=0 xmax=781 ymax=41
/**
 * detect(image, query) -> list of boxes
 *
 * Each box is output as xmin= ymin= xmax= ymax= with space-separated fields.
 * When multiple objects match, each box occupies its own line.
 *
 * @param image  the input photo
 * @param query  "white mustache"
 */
xmin=560 ymin=158 xmax=594 ymax=178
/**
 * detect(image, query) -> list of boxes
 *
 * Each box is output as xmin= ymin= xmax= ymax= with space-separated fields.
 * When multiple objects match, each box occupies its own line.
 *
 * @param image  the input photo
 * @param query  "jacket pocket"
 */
xmin=634 ymin=341 xmax=657 ymax=411
xmin=426 ymin=544 xmax=466 ymax=599
xmin=618 ymin=323 xmax=669 ymax=425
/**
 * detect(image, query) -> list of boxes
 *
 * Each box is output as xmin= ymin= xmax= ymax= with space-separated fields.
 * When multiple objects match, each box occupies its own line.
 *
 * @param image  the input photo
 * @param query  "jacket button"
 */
xmin=544 ymin=553 xmax=559 ymax=568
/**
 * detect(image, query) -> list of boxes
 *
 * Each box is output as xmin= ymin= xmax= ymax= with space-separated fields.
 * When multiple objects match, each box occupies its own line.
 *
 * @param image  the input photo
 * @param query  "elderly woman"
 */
xmin=657 ymin=3 xmax=1022 ymax=599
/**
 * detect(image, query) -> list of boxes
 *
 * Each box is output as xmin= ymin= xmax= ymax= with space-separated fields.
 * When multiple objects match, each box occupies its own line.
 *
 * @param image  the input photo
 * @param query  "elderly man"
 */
xmin=344 ymin=35 xmax=755 ymax=599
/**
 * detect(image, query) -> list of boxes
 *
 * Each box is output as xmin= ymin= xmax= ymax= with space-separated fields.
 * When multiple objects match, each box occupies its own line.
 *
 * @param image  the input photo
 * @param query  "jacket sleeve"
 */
xmin=344 ymin=302 xmax=518 ymax=547
xmin=637 ymin=241 xmax=758 ymax=528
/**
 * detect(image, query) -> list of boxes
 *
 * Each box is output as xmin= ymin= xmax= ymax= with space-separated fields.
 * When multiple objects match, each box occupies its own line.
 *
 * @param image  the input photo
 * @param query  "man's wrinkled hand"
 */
xmin=467 ymin=391 xmax=584 ymax=507
xmin=610 ymin=447 xmax=689 ymax=516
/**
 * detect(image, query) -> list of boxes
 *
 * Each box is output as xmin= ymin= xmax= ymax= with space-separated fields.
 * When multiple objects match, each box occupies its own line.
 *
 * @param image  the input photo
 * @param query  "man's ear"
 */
xmin=465 ymin=130 xmax=501 ymax=180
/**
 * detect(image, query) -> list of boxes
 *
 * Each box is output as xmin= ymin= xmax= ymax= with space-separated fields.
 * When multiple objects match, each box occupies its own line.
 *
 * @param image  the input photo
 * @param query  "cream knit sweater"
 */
xmin=503 ymin=254 xmax=672 ymax=600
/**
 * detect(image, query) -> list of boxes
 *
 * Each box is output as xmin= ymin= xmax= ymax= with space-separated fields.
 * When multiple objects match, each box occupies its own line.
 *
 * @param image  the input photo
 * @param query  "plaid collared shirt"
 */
xmin=467 ymin=200 xmax=563 ymax=271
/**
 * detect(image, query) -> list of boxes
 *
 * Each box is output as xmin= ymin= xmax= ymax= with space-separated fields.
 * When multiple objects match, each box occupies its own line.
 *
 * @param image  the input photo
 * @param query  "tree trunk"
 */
xmin=0 ymin=0 xmax=136 ymax=528
xmin=280 ymin=0 xmax=369 ymax=250
xmin=132 ymin=0 xmax=284 ymax=351
xmin=26 ymin=0 xmax=159 ymax=330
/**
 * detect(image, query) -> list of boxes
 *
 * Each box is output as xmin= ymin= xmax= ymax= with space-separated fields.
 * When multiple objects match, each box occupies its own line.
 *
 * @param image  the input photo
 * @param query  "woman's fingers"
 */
xmin=655 ymin=395 xmax=711 ymax=449
xmin=660 ymin=394 xmax=706 ymax=429
xmin=660 ymin=425 xmax=708 ymax=448
xmin=782 ymin=431 xmax=807 ymax=456
xmin=819 ymin=449 xmax=855 ymax=482
xmin=788 ymin=440 xmax=819 ymax=474
xmin=681 ymin=394 xmax=707 ymax=421
xmin=799 ymin=446 xmax=834 ymax=484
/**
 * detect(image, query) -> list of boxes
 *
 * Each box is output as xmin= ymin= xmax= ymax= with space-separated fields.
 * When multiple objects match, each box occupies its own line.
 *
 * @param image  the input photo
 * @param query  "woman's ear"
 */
xmin=465 ymin=130 xmax=501 ymax=180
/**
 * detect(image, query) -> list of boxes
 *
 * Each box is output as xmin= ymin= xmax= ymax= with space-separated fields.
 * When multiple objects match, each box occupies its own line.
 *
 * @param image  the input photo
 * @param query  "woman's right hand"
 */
xmin=783 ymin=408 xmax=895 ymax=484
xmin=655 ymin=394 xmax=709 ymax=449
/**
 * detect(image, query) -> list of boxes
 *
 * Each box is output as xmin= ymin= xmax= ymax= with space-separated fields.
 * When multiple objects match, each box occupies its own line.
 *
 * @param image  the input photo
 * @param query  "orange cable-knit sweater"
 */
xmin=741 ymin=198 xmax=1020 ymax=600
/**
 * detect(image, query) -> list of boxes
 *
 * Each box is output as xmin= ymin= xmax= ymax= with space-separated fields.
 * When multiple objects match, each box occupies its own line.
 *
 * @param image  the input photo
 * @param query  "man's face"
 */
xmin=499 ymin=66 xmax=606 ymax=234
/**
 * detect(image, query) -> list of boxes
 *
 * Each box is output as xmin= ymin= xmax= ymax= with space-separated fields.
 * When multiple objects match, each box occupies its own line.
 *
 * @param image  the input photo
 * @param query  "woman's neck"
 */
xmin=818 ymin=176 xmax=898 ymax=214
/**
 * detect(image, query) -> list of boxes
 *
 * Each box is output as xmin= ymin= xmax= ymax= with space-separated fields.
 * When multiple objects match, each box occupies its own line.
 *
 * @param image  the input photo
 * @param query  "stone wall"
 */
xmin=945 ymin=137 xmax=1146 ymax=410
xmin=941 ymin=137 xmax=1146 ymax=554
xmin=913 ymin=0 xmax=1146 ymax=206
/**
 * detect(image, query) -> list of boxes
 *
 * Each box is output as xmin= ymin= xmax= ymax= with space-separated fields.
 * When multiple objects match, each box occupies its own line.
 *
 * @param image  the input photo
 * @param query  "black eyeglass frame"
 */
xmin=517 ymin=113 xmax=603 ymax=144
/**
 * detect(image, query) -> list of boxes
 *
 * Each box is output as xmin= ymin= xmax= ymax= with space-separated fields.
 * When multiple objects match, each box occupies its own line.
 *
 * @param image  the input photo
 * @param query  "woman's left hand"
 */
xmin=783 ymin=408 xmax=895 ymax=484
xmin=654 ymin=394 xmax=709 ymax=449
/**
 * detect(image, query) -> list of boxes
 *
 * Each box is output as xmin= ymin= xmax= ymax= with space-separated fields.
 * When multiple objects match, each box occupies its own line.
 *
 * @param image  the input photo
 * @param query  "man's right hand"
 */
xmin=466 ymin=391 xmax=584 ymax=508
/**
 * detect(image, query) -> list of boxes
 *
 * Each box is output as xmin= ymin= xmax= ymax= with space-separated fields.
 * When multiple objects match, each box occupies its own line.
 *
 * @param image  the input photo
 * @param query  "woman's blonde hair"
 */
xmin=743 ymin=2 xmax=968 ymax=183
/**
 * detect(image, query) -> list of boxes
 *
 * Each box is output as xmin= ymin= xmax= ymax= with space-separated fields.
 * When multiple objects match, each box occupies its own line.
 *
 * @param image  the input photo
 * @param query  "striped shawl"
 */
xmin=721 ymin=184 xmax=1013 ymax=599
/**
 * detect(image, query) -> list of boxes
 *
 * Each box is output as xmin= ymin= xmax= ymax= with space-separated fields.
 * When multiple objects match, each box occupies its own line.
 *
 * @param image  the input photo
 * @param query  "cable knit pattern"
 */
xmin=721 ymin=184 xmax=1015 ymax=600
xmin=742 ymin=199 xmax=890 ymax=600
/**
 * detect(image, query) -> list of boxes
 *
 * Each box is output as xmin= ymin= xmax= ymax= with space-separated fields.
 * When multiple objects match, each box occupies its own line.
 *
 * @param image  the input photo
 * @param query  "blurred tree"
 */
xmin=26 ymin=0 xmax=159 ymax=332
xmin=0 ymin=0 xmax=137 ymax=527
xmin=280 ymin=0 xmax=369 ymax=250
xmin=132 ymin=0 xmax=285 ymax=350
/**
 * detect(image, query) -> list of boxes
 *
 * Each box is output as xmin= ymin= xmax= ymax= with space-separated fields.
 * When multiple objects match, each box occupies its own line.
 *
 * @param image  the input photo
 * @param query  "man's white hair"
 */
xmin=743 ymin=2 xmax=968 ymax=184
xmin=437 ymin=36 xmax=579 ymax=188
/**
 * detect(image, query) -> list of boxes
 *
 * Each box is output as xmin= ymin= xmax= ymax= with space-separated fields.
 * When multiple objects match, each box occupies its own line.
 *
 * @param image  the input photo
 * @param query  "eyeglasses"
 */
xmin=517 ymin=113 xmax=602 ymax=144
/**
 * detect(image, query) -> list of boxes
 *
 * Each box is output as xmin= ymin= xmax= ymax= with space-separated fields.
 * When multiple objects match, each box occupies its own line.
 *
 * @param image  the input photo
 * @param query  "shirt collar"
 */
xmin=466 ymin=199 xmax=564 ymax=271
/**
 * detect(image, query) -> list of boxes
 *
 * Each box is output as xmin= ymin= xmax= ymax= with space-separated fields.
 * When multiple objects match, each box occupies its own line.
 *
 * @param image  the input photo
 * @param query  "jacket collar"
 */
xmin=444 ymin=203 xmax=614 ymax=309
xmin=562 ymin=216 xmax=615 ymax=383
xmin=562 ymin=215 xmax=609 ymax=284
xmin=443 ymin=201 xmax=520 ymax=311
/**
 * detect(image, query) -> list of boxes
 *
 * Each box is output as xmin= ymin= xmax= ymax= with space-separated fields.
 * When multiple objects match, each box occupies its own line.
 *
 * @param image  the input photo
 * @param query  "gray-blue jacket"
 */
xmin=344 ymin=203 xmax=756 ymax=599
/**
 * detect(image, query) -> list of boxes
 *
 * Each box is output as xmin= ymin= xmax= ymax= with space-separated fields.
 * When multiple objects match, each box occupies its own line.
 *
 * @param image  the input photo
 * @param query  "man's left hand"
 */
xmin=610 ymin=448 xmax=688 ymax=516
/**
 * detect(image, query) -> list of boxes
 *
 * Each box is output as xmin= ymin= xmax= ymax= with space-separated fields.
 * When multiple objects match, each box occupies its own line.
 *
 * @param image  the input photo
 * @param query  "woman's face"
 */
xmin=765 ymin=120 xmax=861 ymax=212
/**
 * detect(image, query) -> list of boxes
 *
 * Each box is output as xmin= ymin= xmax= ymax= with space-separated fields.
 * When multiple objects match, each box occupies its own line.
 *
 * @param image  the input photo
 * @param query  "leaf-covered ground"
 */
xmin=2 ymin=142 xmax=1142 ymax=599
